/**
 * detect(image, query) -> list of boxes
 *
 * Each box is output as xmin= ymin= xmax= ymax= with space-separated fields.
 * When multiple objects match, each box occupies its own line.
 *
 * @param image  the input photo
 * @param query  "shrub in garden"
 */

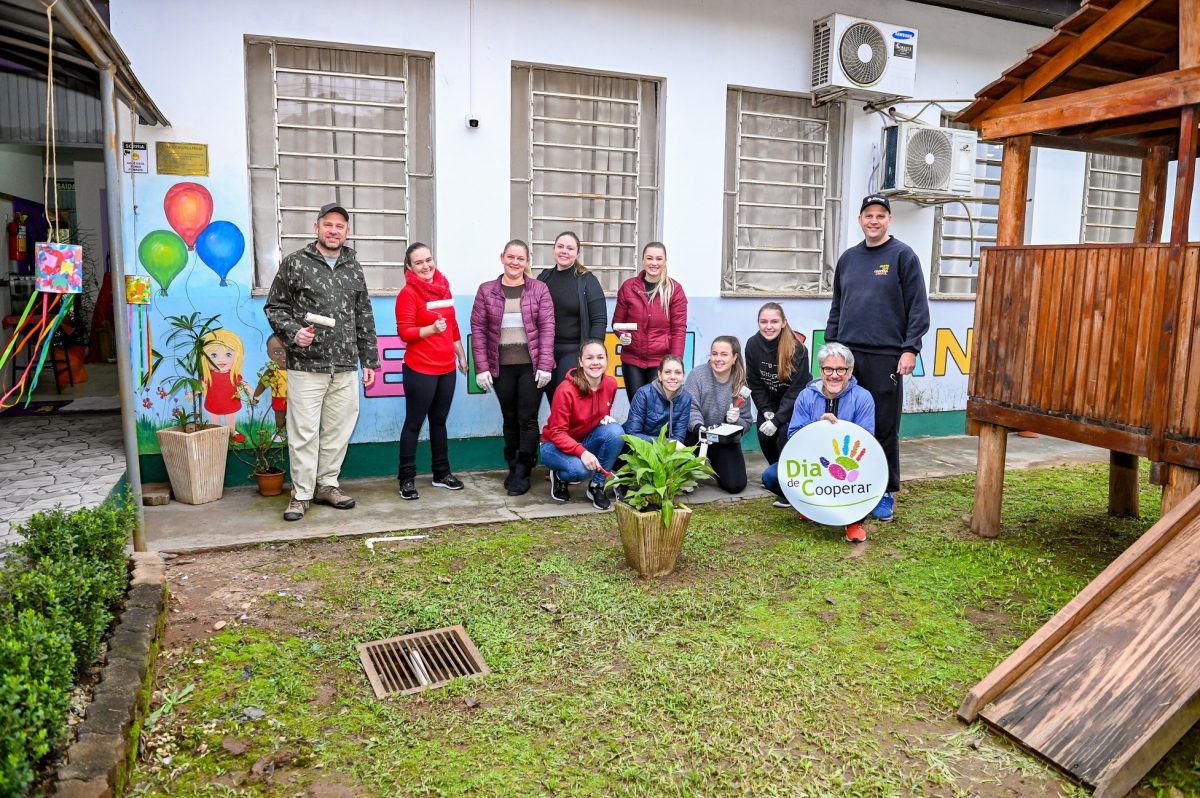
xmin=0 ymin=501 xmax=133 ymax=795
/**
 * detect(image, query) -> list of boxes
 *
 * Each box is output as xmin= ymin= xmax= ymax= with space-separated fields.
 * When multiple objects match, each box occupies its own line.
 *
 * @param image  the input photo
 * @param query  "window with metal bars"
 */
xmin=245 ymin=38 xmax=434 ymax=291
xmin=1081 ymin=153 xmax=1141 ymax=243
xmin=510 ymin=65 xmax=661 ymax=294
xmin=930 ymin=120 xmax=1001 ymax=297
xmin=720 ymin=88 xmax=842 ymax=295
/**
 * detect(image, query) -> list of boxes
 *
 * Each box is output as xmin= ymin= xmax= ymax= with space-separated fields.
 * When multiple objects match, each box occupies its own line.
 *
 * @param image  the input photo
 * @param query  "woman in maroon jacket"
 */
xmin=470 ymin=240 xmax=556 ymax=496
xmin=612 ymin=242 xmax=688 ymax=401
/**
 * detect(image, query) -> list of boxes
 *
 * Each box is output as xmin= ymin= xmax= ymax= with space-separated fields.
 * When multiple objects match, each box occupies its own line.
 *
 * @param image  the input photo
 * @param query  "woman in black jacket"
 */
xmin=537 ymin=231 xmax=607 ymax=400
xmin=745 ymin=302 xmax=811 ymax=466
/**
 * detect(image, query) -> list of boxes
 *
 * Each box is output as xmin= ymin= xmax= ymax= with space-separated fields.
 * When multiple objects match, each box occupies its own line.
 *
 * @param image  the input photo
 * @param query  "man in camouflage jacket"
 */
xmin=265 ymin=203 xmax=380 ymax=521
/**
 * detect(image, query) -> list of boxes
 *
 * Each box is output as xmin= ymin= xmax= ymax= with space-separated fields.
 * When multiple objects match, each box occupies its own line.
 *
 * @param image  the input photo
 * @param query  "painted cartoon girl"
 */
xmin=200 ymin=328 xmax=246 ymax=442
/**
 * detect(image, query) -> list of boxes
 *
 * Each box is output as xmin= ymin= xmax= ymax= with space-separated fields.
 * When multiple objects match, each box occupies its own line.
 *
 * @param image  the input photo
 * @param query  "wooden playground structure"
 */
xmin=955 ymin=0 xmax=1200 ymax=794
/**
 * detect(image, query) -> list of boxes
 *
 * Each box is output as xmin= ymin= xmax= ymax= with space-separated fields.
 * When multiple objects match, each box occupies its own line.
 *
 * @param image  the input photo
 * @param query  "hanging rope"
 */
xmin=42 ymin=0 xmax=60 ymax=242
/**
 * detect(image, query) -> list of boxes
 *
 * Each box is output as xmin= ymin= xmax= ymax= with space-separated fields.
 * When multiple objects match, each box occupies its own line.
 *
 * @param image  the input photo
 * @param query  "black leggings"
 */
xmin=686 ymin=427 xmax=747 ymax=494
xmin=399 ymin=365 xmax=455 ymax=480
xmin=757 ymin=422 xmax=788 ymax=465
xmin=621 ymin=364 xmax=657 ymax=402
xmin=850 ymin=349 xmax=903 ymax=493
xmin=494 ymin=363 xmax=540 ymax=457
xmin=543 ymin=343 xmax=579 ymax=405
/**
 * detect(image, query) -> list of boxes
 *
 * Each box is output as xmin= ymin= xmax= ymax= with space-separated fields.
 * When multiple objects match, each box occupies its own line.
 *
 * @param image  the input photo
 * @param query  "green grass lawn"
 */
xmin=128 ymin=464 xmax=1200 ymax=797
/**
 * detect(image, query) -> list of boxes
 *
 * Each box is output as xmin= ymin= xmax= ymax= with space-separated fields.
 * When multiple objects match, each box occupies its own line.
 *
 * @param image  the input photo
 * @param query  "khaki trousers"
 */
xmin=286 ymin=369 xmax=360 ymax=501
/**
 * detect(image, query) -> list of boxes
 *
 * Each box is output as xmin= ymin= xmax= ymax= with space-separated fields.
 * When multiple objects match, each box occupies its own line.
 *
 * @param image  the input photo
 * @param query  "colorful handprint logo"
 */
xmin=820 ymin=435 xmax=867 ymax=482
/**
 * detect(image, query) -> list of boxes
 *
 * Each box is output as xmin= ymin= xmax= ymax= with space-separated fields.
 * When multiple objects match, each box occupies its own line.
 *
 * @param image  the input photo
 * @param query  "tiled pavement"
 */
xmin=0 ymin=414 xmax=126 ymax=547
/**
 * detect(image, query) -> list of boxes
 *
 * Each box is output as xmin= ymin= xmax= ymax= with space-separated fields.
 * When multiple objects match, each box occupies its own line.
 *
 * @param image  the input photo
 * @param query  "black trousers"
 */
xmin=494 ymin=363 xmax=540 ymax=458
xmin=849 ymin=349 xmax=902 ymax=493
xmin=544 ymin=343 xmax=579 ymax=404
xmin=686 ymin=427 xmax=747 ymax=494
xmin=621 ymin=364 xmax=657 ymax=403
xmin=757 ymin=423 xmax=789 ymax=466
xmin=399 ymin=365 xmax=455 ymax=481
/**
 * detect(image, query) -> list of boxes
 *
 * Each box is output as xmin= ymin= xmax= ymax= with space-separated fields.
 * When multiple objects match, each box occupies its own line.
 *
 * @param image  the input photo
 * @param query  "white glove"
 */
xmin=725 ymin=406 xmax=740 ymax=424
xmin=476 ymin=371 xmax=493 ymax=392
xmin=618 ymin=333 xmax=632 ymax=346
xmin=759 ymin=418 xmax=777 ymax=437
xmin=535 ymin=370 xmax=552 ymax=389
xmin=600 ymin=415 xmax=616 ymax=425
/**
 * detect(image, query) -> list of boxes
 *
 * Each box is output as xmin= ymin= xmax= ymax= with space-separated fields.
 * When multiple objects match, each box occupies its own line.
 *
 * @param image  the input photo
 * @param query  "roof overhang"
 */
xmin=0 ymin=0 xmax=168 ymax=126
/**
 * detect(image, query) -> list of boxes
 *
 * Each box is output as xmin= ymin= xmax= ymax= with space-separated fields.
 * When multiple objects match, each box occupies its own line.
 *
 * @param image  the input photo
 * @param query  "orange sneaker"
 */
xmin=845 ymin=522 xmax=867 ymax=543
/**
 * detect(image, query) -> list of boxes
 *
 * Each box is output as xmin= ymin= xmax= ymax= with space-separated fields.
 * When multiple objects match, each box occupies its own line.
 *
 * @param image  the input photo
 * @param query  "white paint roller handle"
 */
xmin=612 ymin=323 xmax=637 ymax=332
xmin=425 ymin=299 xmax=454 ymax=311
xmin=303 ymin=312 xmax=336 ymax=328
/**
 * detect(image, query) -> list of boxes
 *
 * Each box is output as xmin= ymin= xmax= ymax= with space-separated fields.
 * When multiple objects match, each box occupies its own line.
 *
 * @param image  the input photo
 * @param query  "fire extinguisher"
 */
xmin=6 ymin=213 xmax=28 ymax=261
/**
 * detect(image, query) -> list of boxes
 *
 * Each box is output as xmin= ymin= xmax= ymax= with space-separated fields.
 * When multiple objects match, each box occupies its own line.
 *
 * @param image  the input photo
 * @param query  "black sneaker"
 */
xmin=432 ymin=473 xmax=464 ymax=491
xmin=549 ymin=471 xmax=570 ymax=502
xmin=587 ymin=483 xmax=611 ymax=511
xmin=399 ymin=478 xmax=419 ymax=500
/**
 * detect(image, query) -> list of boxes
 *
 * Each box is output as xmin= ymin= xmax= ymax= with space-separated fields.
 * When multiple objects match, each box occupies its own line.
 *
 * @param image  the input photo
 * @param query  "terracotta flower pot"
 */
xmin=615 ymin=501 xmax=693 ymax=577
xmin=155 ymin=425 xmax=230 ymax=505
xmin=255 ymin=469 xmax=286 ymax=497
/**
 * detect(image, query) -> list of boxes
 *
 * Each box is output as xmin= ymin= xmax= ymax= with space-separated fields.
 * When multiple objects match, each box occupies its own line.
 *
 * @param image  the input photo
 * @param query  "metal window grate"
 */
xmin=1081 ymin=153 xmax=1141 ymax=244
xmin=931 ymin=117 xmax=1002 ymax=297
xmin=357 ymin=625 xmax=489 ymax=699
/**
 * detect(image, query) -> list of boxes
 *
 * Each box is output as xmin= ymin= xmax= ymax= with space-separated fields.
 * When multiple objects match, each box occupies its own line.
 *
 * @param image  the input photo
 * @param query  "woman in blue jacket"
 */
xmin=761 ymin=342 xmax=876 ymax=543
xmin=624 ymin=356 xmax=691 ymax=443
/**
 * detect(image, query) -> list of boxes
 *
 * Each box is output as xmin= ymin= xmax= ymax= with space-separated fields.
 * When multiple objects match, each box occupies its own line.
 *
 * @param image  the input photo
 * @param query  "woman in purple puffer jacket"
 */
xmin=470 ymin=239 xmax=557 ymax=495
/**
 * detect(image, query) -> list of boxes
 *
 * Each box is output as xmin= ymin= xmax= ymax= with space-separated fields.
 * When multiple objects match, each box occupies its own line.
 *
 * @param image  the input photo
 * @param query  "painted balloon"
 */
xmin=195 ymin=221 xmax=245 ymax=286
xmin=137 ymin=230 xmax=189 ymax=296
xmin=163 ymin=182 xmax=213 ymax=249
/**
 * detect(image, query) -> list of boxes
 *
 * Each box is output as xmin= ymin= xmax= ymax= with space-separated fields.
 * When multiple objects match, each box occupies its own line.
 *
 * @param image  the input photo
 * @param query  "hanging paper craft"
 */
xmin=163 ymin=182 xmax=213 ymax=249
xmin=138 ymin=229 xmax=188 ymax=295
xmin=195 ymin=220 xmax=245 ymax=285
xmin=125 ymin=276 xmax=157 ymax=388
xmin=0 ymin=242 xmax=84 ymax=408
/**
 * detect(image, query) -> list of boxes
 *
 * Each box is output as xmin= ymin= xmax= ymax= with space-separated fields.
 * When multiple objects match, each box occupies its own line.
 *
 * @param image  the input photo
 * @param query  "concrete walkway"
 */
xmin=0 ymin=413 xmax=126 ymax=547
xmin=145 ymin=433 xmax=1108 ymax=553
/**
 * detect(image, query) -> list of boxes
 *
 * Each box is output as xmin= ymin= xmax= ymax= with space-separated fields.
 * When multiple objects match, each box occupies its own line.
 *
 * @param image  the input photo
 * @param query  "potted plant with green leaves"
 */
xmin=229 ymin=368 xmax=288 ymax=496
xmin=606 ymin=429 xmax=715 ymax=577
xmin=155 ymin=311 xmax=230 ymax=505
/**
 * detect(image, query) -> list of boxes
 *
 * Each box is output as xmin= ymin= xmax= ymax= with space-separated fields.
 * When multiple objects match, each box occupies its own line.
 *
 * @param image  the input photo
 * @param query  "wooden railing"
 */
xmin=969 ymin=244 xmax=1200 ymax=468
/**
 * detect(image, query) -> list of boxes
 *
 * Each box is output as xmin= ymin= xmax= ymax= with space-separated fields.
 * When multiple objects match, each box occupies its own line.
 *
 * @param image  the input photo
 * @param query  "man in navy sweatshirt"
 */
xmin=825 ymin=194 xmax=930 ymax=522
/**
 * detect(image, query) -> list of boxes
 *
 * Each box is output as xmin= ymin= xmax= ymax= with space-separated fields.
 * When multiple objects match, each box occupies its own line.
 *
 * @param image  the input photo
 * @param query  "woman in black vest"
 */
xmin=537 ymin=231 xmax=607 ymax=401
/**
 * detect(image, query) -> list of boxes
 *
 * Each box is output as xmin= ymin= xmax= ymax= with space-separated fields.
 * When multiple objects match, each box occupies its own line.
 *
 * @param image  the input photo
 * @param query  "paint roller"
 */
xmin=303 ymin=312 xmax=336 ymax=328
xmin=612 ymin=323 xmax=637 ymax=332
xmin=425 ymin=299 xmax=454 ymax=312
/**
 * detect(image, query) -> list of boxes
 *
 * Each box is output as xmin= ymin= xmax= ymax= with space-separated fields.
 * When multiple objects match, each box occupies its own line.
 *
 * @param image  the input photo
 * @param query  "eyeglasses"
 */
xmin=820 ymin=366 xmax=850 ymax=376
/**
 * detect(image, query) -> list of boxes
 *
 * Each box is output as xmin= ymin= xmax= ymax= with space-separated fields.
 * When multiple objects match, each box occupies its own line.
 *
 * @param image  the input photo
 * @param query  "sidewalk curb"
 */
xmin=53 ymin=552 xmax=168 ymax=798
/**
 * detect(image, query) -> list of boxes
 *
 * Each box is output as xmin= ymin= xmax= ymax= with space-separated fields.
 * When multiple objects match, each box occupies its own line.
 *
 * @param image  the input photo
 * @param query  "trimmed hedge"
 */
xmin=0 ymin=502 xmax=133 ymax=796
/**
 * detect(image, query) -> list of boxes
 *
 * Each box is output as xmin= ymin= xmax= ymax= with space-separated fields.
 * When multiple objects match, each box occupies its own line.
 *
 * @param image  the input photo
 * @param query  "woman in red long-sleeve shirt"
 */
xmin=394 ymin=242 xmax=468 ymax=500
xmin=612 ymin=241 xmax=688 ymax=402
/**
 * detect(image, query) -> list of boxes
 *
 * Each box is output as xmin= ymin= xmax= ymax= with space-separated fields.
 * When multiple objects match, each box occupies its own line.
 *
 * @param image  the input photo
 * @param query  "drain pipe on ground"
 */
xmin=100 ymin=65 xmax=147 ymax=551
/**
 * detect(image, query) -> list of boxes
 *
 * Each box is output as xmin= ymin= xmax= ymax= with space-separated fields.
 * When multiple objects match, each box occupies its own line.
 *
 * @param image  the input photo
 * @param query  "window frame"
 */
xmin=245 ymin=35 xmax=435 ymax=294
xmin=929 ymin=121 xmax=1002 ymax=299
xmin=509 ymin=62 xmax=663 ymax=295
xmin=720 ymin=86 xmax=844 ymax=298
xmin=1080 ymin=153 xmax=1141 ymax=244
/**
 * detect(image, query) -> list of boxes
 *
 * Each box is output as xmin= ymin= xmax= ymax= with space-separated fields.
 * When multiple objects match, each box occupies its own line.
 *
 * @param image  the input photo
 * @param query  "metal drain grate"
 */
xmin=357 ymin=625 xmax=489 ymax=698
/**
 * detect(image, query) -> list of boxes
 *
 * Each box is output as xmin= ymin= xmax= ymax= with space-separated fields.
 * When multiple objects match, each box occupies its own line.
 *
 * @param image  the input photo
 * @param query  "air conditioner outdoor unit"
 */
xmin=880 ymin=122 xmax=977 ymax=196
xmin=812 ymin=14 xmax=917 ymax=102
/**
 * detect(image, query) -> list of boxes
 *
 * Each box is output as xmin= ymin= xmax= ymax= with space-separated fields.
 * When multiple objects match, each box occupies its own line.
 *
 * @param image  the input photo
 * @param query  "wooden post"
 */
xmin=971 ymin=135 xmax=1029 ymax=538
xmin=1108 ymin=146 xmax=1170 ymax=517
xmin=1162 ymin=466 xmax=1200 ymax=515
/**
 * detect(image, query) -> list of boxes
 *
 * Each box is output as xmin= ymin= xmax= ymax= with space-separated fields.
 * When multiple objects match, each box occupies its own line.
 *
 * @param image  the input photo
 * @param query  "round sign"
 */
xmin=777 ymin=420 xmax=887 ymax=526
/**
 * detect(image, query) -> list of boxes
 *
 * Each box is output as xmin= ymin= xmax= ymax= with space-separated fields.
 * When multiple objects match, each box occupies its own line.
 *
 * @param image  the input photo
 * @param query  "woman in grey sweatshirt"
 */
xmin=684 ymin=335 xmax=752 ymax=493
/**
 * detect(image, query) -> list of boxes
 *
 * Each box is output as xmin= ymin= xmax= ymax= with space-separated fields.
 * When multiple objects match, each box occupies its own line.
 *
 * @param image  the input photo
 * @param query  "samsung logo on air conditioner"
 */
xmin=892 ymin=29 xmax=916 ymax=39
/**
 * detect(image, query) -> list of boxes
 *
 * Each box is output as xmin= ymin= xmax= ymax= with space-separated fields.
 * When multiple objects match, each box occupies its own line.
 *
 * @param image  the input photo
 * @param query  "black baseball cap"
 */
xmin=860 ymin=194 xmax=891 ymax=213
xmin=317 ymin=203 xmax=350 ymax=222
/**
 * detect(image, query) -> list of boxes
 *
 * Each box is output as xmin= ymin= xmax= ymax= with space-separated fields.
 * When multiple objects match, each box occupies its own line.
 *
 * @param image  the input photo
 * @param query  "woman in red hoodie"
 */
xmin=395 ymin=242 xmax=468 ymax=500
xmin=612 ymin=242 xmax=688 ymax=402
xmin=539 ymin=340 xmax=624 ymax=511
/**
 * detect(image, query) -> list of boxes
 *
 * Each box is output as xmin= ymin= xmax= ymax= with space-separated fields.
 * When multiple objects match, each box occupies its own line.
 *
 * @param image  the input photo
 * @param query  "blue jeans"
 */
xmin=539 ymin=423 xmax=625 ymax=486
xmin=762 ymin=462 xmax=784 ymax=498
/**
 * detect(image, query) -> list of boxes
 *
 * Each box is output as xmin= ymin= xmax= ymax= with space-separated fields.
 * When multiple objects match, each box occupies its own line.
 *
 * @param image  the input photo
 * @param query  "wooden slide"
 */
xmin=959 ymin=485 xmax=1200 ymax=798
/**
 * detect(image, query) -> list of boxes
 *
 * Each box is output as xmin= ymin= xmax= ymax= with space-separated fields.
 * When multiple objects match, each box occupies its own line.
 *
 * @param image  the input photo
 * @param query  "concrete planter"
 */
xmin=615 ymin=501 xmax=693 ymax=577
xmin=155 ymin=425 xmax=229 ymax=505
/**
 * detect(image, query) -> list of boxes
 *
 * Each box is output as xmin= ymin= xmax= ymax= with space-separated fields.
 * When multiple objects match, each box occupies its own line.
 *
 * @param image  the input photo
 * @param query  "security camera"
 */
xmin=466 ymin=116 xmax=480 ymax=129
